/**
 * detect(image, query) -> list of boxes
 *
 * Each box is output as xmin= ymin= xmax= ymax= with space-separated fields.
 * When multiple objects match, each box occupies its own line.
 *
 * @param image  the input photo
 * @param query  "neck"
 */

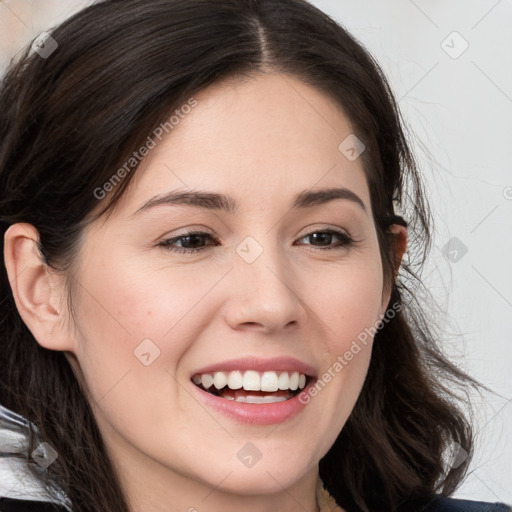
xmin=103 ymin=424 xmax=321 ymax=512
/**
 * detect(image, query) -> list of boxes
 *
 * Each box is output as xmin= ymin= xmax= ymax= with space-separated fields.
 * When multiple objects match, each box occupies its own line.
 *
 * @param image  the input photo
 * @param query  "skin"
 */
xmin=4 ymin=72 xmax=406 ymax=512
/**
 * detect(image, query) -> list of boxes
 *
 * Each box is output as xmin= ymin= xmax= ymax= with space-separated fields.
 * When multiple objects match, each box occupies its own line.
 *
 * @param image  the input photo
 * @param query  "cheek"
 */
xmin=306 ymin=257 xmax=384 ymax=348
xmin=69 ymin=251 xmax=206 ymax=403
xmin=301 ymin=258 xmax=383 ymax=419
xmin=67 ymin=255 xmax=212 ymax=452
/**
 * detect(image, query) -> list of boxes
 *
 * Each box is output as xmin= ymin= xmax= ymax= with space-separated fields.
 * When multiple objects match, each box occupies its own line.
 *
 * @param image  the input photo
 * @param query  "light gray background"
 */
xmin=1 ymin=0 xmax=511 ymax=504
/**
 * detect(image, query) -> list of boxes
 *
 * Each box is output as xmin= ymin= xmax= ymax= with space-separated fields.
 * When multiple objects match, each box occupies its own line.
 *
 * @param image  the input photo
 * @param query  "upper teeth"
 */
xmin=192 ymin=370 xmax=307 ymax=392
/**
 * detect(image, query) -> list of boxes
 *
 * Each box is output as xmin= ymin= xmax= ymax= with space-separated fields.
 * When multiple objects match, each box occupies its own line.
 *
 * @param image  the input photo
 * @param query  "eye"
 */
xmin=157 ymin=231 xmax=220 ymax=254
xmin=157 ymin=228 xmax=355 ymax=254
xmin=295 ymin=228 xmax=354 ymax=251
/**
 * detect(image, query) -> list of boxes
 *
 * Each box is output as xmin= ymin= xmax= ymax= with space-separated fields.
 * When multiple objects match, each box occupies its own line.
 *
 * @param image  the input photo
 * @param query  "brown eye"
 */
xmin=158 ymin=232 xmax=219 ymax=254
xmin=157 ymin=228 xmax=354 ymax=255
xmin=296 ymin=229 xmax=354 ymax=250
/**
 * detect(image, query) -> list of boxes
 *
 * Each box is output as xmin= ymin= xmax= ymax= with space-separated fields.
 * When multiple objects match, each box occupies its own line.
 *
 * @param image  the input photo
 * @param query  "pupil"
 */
xmin=311 ymin=233 xmax=330 ymax=245
xmin=183 ymin=234 xmax=203 ymax=248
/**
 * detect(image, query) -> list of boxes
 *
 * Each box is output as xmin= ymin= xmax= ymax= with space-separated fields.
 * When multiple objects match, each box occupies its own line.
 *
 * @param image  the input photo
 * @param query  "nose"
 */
xmin=222 ymin=239 xmax=307 ymax=334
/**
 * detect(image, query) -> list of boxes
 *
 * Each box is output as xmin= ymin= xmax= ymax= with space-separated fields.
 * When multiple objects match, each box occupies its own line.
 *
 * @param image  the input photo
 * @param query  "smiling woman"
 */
xmin=0 ymin=1 xmax=510 ymax=512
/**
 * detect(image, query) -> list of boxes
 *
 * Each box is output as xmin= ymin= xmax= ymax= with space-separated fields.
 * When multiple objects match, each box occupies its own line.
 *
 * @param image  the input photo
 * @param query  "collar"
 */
xmin=0 ymin=403 xmax=73 ymax=510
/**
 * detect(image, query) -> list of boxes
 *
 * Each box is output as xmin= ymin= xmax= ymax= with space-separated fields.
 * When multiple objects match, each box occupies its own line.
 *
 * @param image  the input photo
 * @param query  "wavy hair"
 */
xmin=0 ymin=1 xmax=480 ymax=510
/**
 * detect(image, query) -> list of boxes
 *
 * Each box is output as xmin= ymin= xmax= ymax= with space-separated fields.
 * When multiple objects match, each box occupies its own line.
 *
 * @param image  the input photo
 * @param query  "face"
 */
xmin=52 ymin=73 xmax=399 ymax=504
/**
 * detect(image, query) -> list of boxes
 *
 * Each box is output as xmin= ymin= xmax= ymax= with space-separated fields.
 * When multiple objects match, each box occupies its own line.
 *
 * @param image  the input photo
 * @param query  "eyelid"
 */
xmin=297 ymin=223 xmax=352 ymax=238
xmin=157 ymin=224 xmax=357 ymax=256
xmin=160 ymin=225 xmax=216 ymax=239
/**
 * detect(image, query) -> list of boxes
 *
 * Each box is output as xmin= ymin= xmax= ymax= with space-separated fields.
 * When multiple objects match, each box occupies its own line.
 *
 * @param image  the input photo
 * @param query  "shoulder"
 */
xmin=0 ymin=497 xmax=69 ymax=511
xmin=423 ymin=496 xmax=512 ymax=512
xmin=0 ymin=459 xmax=72 ymax=512
xmin=318 ymin=477 xmax=511 ymax=512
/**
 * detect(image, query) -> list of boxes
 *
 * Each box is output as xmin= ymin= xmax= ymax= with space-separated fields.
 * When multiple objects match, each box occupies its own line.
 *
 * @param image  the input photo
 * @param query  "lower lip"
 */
xmin=190 ymin=378 xmax=317 ymax=425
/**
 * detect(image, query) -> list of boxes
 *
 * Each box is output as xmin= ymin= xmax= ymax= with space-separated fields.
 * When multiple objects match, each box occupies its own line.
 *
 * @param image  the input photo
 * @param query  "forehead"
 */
xmin=115 ymin=72 xmax=371 ymax=217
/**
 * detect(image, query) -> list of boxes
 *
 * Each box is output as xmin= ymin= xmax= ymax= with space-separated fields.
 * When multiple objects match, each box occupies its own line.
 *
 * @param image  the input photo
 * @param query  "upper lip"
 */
xmin=191 ymin=356 xmax=318 ymax=378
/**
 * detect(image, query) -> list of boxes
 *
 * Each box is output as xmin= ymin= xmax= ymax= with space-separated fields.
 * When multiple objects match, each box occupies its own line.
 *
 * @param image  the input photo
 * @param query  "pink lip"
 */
xmin=191 ymin=355 xmax=317 ymax=378
xmin=190 ymin=376 xmax=318 ymax=425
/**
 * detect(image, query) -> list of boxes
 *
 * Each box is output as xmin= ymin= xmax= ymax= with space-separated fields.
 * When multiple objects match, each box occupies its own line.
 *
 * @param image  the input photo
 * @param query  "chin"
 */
xmin=210 ymin=461 xmax=308 ymax=495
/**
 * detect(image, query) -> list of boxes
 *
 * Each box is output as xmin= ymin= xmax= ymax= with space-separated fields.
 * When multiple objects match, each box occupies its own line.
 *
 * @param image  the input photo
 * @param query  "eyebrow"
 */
xmin=131 ymin=186 xmax=367 ymax=217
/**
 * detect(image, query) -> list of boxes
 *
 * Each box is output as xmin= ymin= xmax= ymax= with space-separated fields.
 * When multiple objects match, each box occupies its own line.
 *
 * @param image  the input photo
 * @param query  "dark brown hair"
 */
xmin=0 ymin=1 xmax=480 ymax=510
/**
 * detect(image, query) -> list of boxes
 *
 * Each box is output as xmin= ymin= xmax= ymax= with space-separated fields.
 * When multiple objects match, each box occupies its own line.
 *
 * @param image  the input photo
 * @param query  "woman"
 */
xmin=0 ymin=1 xmax=509 ymax=511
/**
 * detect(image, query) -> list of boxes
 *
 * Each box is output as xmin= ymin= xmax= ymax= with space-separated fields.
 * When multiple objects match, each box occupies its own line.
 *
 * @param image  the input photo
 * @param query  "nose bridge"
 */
xmin=226 ymin=232 xmax=304 ymax=330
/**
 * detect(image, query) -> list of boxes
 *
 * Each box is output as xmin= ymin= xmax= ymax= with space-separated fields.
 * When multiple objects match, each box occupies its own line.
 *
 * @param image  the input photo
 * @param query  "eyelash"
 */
xmin=157 ymin=228 xmax=355 ymax=254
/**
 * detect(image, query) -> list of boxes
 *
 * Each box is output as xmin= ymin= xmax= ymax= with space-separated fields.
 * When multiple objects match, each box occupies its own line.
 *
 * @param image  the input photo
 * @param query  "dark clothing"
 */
xmin=0 ymin=498 xmax=69 ymax=511
xmin=2 ymin=495 xmax=511 ymax=512
xmin=425 ymin=496 xmax=511 ymax=512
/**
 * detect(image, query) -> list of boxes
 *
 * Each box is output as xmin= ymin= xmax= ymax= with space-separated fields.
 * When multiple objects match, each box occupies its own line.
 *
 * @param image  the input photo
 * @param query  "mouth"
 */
xmin=190 ymin=371 xmax=315 ymax=404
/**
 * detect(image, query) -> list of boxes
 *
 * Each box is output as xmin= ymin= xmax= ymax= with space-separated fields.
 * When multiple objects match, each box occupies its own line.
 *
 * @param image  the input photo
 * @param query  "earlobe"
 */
xmin=3 ymin=222 xmax=73 ymax=352
xmin=389 ymin=223 xmax=407 ymax=280
xmin=380 ymin=223 xmax=408 ymax=314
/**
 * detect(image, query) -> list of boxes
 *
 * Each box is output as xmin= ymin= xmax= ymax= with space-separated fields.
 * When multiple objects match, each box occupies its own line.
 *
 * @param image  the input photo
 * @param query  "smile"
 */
xmin=191 ymin=370 xmax=310 ymax=403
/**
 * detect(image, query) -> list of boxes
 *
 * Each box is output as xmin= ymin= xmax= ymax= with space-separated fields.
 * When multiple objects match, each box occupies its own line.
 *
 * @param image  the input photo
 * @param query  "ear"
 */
xmin=380 ymin=223 xmax=407 ymax=314
xmin=3 ymin=222 xmax=74 ymax=352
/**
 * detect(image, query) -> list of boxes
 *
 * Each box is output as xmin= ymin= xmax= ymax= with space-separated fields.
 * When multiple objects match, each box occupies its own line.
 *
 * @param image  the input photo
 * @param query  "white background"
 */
xmin=1 ymin=0 xmax=511 ymax=505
